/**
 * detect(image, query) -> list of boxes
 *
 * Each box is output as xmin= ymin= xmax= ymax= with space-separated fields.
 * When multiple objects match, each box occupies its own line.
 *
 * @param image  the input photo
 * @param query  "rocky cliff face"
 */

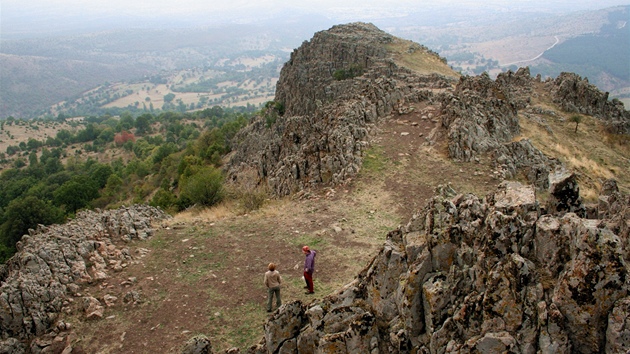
xmin=227 ymin=23 xmax=455 ymax=196
xmin=0 ymin=205 xmax=170 ymax=353
xmin=242 ymin=181 xmax=629 ymax=354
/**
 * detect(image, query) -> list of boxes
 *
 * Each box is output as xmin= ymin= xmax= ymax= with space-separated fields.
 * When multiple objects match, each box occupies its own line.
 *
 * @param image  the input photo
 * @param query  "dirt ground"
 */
xmin=63 ymin=101 xmax=503 ymax=353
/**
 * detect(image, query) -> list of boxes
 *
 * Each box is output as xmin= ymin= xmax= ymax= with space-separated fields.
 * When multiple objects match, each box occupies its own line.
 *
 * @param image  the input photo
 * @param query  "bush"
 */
xmin=333 ymin=64 xmax=364 ymax=81
xmin=0 ymin=196 xmax=64 ymax=262
xmin=178 ymin=166 xmax=224 ymax=209
xmin=150 ymin=188 xmax=177 ymax=210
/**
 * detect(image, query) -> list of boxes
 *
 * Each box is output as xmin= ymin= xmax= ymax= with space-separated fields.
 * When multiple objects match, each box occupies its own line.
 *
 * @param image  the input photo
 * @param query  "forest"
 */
xmin=0 ymin=105 xmax=269 ymax=262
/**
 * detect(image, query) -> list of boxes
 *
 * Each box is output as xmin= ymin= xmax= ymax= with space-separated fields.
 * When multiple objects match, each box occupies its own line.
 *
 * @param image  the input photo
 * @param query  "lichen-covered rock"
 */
xmin=547 ymin=170 xmax=585 ymax=216
xmin=440 ymin=73 xmax=520 ymax=162
xmin=182 ymin=334 xmax=212 ymax=354
xmin=250 ymin=181 xmax=629 ymax=353
xmin=606 ymin=297 xmax=630 ymax=353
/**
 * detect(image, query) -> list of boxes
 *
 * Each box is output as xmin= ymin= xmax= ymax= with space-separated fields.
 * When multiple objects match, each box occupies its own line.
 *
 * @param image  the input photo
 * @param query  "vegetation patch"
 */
xmin=333 ymin=64 xmax=364 ymax=81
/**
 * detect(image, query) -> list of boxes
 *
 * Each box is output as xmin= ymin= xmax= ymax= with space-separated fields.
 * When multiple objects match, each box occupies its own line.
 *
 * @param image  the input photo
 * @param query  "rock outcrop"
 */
xmin=245 ymin=181 xmax=630 ymax=353
xmin=438 ymin=68 xmax=561 ymax=189
xmin=227 ymin=23 xmax=456 ymax=196
xmin=0 ymin=205 xmax=170 ymax=352
xmin=549 ymin=72 xmax=630 ymax=134
xmin=227 ymin=23 xmax=627 ymax=196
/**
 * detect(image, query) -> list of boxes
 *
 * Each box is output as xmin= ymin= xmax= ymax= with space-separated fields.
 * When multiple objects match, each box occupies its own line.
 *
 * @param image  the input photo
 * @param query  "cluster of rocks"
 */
xmin=438 ymin=68 xmax=561 ymax=189
xmin=548 ymin=72 xmax=630 ymax=134
xmin=0 ymin=205 xmax=170 ymax=353
xmin=227 ymin=23 xmax=456 ymax=196
xmin=226 ymin=180 xmax=627 ymax=354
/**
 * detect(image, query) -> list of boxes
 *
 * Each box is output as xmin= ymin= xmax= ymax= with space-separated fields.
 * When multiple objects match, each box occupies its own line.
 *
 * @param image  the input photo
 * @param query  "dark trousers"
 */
xmin=304 ymin=271 xmax=314 ymax=293
xmin=267 ymin=286 xmax=281 ymax=311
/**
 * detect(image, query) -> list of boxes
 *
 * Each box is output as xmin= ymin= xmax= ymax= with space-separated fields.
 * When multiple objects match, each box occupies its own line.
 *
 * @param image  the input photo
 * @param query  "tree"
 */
xmin=53 ymin=177 xmax=99 ymax=213
xmin=570 ymin=115 xmax=582 ymax=133
xmin=0 ymin=196 xmax=64 ymax=262
xmin=103 ymin=174 xmax=123 ymax=198
xmin=135 ymin=114 xmax=152 ymax=135
xmin=164 ymin=93 xmax=176 ymax=103
xmin=118 ymin=113 xmax=135 ymax=131
xmin=89 ymin=163 xmax=113 ymax=189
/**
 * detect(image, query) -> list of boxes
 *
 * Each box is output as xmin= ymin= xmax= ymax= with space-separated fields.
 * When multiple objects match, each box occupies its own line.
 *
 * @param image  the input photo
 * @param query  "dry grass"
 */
xmin=517 ymin=85 xmax=630 ymax=200
xmin=169 ymin=202 xmax=238 ymax=225
xmin=385 ymin=39 xmax=458 ymax=78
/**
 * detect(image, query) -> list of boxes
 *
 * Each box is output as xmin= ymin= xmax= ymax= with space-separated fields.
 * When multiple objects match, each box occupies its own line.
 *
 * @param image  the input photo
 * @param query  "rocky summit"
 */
xmin=1 ymin=22 xmax=629 ymax=353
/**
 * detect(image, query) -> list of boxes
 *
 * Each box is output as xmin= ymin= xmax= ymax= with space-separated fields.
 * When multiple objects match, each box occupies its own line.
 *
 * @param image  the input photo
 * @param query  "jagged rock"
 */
xmin=606 ymin=297 xmax=630 ymax=353
xmin=0 ymin=338 xmax=25 ymax=354
xmin=227 ymin=23 xmax=455 ymax=196
xmin=250 ymin=181 xmax=629 ymax=353
xmin=82 ymin=296 xmax=104 ymax=320
xmin=122 ymin=290 xmax=142 ymax=305
xmin=601 ymin=179 xmax=620 ymax=196
xmin=103 ymin=294 xmax=117 ymax=307
xmin=263 ymin=301 xmax=305 ymax=353
xmin=181 ymin=335 xmax=212 ymax=354
xmin=547 ymin=170 xmax=585 ymax=216
xmin=0 ymin=205 xmax=170 ymax=344
xmin=440 ymin=73 xmax=520 ymax=162
xmin=549 ymin=72 xmax=630 ymax=134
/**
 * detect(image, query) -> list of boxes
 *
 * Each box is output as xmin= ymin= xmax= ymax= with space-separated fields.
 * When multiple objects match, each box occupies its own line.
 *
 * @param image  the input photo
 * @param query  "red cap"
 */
xmin=302 ymin=246 xmax=310 ymax=252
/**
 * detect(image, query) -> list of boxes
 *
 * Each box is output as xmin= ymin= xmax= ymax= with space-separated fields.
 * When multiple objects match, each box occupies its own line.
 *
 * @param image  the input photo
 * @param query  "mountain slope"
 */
xmin=0 ymin=22 xmax=629 ymax=354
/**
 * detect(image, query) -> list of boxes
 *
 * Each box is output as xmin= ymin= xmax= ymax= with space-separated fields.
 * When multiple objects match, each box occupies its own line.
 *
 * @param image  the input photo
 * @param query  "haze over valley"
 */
xmin=1 ymin=1 xmax=629 ymax=118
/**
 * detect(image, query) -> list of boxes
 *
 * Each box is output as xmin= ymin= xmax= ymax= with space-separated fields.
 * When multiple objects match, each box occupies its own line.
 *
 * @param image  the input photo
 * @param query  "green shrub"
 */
xmin=333 ymin=64 xmax=364 ymax=81
xmin=179 ymin=166 xmax=224 ymax=208
xmin=150 ymin=188 xmax=177 ymax=210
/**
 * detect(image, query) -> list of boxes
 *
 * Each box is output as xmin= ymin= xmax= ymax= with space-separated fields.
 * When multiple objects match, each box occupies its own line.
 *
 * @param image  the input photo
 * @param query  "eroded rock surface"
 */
xmin=227 ymin=22 xmax=456 ymax=196
xmin=245 ymin=181 xmax=629 ymax=353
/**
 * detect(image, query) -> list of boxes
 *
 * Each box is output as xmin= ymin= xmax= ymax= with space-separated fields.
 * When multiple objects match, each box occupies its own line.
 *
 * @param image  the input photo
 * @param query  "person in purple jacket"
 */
xmin=302 ymin=245 xmax=316 ymax=294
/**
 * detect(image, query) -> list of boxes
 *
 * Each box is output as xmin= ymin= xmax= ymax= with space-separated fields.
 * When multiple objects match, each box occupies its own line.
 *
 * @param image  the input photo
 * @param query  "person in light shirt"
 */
xmin=264 ymin=262 xmax=282 ymax=312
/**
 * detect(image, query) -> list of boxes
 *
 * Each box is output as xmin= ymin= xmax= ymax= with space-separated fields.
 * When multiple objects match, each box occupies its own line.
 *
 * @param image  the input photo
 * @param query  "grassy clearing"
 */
xmin=386 ymin=39 xmax=458 ymax=78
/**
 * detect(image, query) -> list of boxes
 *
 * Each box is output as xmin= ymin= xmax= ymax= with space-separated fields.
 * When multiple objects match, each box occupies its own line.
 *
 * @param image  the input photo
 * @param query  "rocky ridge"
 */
xmin=220 ymin=22 xmax=630 ymax=353
xmin=241 ymin=180 xmax=630 ymax=354
xmin=227 ymin=23 xmax=628 ymax=197
xmin=0 ymin=205 xmax=170 ymax=353
xmin=227 ymin=23 xmax=455 ymax=196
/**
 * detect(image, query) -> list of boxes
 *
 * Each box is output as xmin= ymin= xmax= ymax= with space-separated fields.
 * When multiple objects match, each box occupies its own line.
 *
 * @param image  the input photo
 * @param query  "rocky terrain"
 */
xmin=225 ymin=22 xmax=630 ymax=353
xmin=1 ymin=22 xmax=629 ymax=353
xmin=0 ymin=205 xmax=170 ymax=353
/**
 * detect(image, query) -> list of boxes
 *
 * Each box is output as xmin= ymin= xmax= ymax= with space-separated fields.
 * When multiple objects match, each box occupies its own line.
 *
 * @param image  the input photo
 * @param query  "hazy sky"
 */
xmin=2 ymin=0 xmax=629 ymax=37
